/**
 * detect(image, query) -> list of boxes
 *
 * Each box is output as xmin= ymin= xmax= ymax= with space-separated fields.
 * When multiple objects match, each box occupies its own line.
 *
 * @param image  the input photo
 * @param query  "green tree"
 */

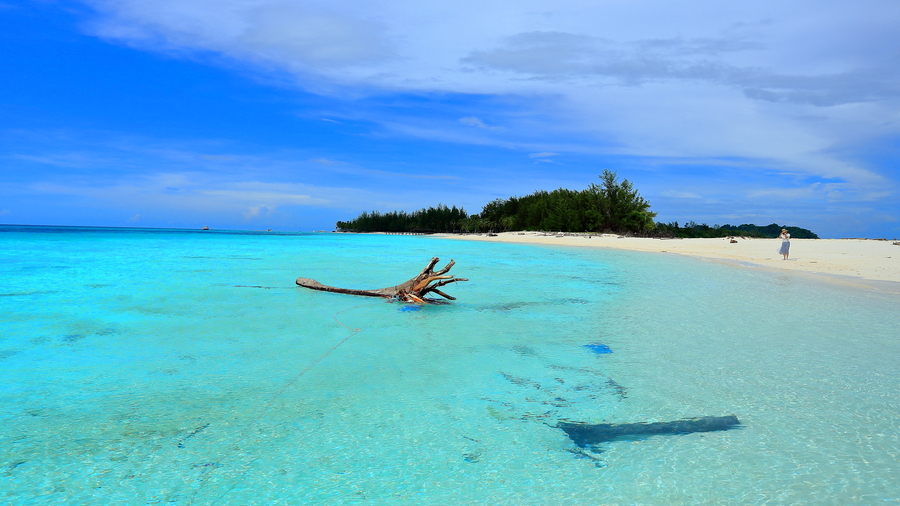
xmin=590 ymin=169 xmax=657 ymax=233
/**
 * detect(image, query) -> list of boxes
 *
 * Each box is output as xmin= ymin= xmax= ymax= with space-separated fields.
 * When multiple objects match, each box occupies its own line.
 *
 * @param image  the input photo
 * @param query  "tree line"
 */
xmin=335 ymin=170 xmax=818 ymax=238
xmin=335 ymin=205 xmax=469 ymax=233
xmin=655 ymin=222 xmax=818 ymax=239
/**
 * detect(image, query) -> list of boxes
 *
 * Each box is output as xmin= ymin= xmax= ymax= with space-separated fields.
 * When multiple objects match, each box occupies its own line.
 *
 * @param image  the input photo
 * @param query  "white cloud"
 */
xmin=201 ymin=186 xmax=329 ymax=206
xmin=85 ymin=0 xmax=395 ymax=75
xmin=82 ymin=2 xmax=900 ymax=172
xmin=528 ymin=152 xmax=558 ymax=158
xmin=28 ymin=173 xmax=334 ymax=219
xmin=243 ymin=204 xmax=276 ymax=221
xmin=458 ymin=116 xmax=503 ymax=130
xmin=71 ymin=0 xmax=900 ymax=214
xmin=459 ymin=116 xmax=487 ymax=128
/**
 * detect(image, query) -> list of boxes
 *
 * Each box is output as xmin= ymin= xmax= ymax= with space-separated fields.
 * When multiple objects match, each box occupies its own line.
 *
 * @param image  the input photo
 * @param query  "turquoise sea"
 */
xmin=1 ymin=225 xmax=899 ymax=505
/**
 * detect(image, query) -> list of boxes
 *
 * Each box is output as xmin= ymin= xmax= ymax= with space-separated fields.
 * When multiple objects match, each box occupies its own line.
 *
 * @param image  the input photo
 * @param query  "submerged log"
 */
xmin=296 ymin=257 xmax=468 ymax=304
xmin=557 ymin=415 xmax=741 ymax=448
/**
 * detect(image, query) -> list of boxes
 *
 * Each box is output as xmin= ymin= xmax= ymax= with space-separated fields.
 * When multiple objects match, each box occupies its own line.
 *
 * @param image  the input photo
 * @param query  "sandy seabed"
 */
xmin=432 ymin=232 xmax=900 ymax=292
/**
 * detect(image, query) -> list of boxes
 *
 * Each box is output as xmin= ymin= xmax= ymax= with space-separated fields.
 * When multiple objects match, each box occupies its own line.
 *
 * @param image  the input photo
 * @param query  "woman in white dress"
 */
xmin=779 ymin=228 xmax=791 ymax=260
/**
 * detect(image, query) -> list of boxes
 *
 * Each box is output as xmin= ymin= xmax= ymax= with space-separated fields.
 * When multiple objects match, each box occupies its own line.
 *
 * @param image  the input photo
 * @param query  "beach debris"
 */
xmin=557 ymin=415 xmax=741 ymax=448
xmin=583 ymin=343 xmax=612 ymax=355
xmin=296 ymin=257 xmax=468 ymax=304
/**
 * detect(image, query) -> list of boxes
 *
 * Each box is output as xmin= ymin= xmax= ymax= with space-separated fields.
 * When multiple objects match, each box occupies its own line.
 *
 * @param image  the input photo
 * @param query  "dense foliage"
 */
xmin=335 ymin=205 xmax=468 ymax=233
xmin=655 ymin=222 xmax=819 ymax=239
xmin=336 ymin=170 xmax=657 ymax=234
xmin=474 ymin=170 xmax=656 ymax=233
xmin=335 ymin=170 xmax=818 ymax=238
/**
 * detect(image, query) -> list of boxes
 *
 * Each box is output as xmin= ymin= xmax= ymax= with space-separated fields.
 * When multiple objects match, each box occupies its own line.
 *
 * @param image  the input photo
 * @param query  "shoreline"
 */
xmin=429 ymin=232 xmax=900 ymax=292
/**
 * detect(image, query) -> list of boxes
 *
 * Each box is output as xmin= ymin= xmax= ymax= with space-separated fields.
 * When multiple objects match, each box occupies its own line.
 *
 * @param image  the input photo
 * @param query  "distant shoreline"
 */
xmin=429 ymin=231 xmax=900 ymax=292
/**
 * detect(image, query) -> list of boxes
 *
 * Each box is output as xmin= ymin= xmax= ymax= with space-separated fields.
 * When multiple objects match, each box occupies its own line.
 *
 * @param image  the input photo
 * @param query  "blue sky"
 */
xmin=2 ymin=0 xmax=898 ymax=238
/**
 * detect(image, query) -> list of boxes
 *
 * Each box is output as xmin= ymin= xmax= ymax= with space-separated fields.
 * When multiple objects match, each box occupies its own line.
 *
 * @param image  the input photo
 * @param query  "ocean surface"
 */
xmin=1 ymin=225 xmax=899 ymax=505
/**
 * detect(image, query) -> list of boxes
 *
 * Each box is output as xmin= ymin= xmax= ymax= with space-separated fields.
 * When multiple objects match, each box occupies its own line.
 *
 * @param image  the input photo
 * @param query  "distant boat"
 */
xmin=202 ymin=226 xmax=209 ymax=230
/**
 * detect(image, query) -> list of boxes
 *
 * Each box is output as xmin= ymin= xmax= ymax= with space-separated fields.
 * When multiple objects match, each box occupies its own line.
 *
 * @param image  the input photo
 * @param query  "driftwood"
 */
xmin=296 ymin=257 xmax=468 ymax=304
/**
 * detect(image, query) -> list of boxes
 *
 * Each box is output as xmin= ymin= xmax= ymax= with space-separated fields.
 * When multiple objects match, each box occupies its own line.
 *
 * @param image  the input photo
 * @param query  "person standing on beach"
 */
xmin=779 ymin=228 xmax=791 ymax=260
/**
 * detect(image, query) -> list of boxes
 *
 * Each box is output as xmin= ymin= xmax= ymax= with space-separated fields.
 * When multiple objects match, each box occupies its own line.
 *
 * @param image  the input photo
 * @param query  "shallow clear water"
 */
xmin=1 ymin=226 xmax=899 ymax=505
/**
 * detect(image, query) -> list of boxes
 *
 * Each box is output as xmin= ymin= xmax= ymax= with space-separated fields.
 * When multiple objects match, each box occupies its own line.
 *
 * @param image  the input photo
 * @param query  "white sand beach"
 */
xmin=434 ymin=232 xmax=900 ymax=289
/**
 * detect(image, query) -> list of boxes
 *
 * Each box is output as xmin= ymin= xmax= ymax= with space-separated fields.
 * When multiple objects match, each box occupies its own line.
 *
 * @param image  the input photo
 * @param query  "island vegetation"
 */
xmin=335 ymin=170 xmax=818 ymax=239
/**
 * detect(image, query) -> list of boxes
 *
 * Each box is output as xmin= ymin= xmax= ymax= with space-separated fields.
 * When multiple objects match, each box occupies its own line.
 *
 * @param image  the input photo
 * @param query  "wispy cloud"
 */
xmin=242 ymin=204 xmax=276 ymax=222
xmin=462 ymin=31 xmax=900 ymax=107
xmin=459 ymin=116 xmax=502 ymax=130
xmin=78 ymin=0 xmax=900 ymax=194
xmin=85 ymin=0 xmax=397 ymax=73
xmin=661 ymin=190 xmax=701 ymax=199
xmin=527 ymin=152 xmax=560 ymax=164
